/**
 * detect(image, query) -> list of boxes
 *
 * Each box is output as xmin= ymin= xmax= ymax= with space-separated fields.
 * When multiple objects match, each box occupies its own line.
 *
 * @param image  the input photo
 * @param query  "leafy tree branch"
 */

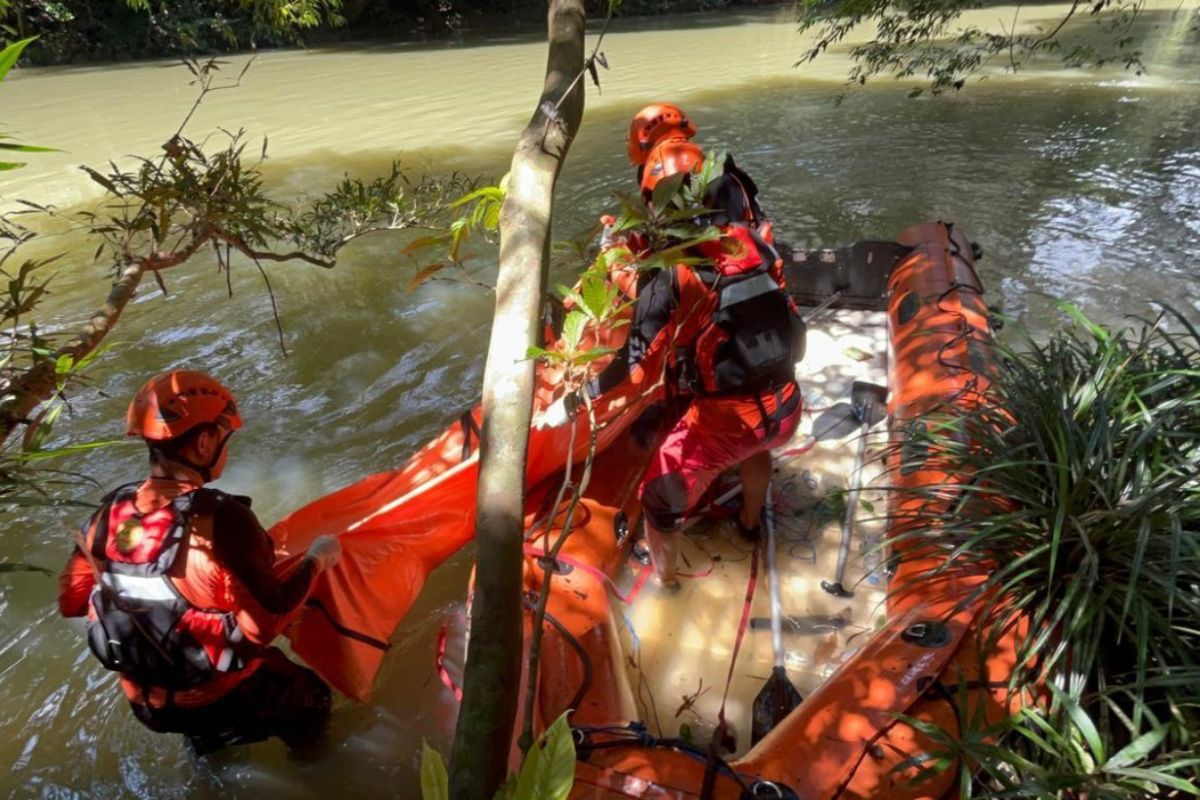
xmin=796 ymin=0 xmax=1159 ymax=94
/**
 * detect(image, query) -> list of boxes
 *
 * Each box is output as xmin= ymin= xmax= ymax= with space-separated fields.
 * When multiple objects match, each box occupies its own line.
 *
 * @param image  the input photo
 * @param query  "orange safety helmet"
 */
xmin=627 ymin=103 xmax=697 ymax=167
xmin=640 ymin=138 xmax=706 ymax=197
xmin=127 ymin=370 xmax=243 ymax=442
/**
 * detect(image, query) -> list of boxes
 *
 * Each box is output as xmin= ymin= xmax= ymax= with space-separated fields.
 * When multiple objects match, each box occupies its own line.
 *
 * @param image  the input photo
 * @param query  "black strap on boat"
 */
xmin=460 ymin=409 xmax=482 ymax=462
xmin=523 ymin=594 xmax=592 ymax=718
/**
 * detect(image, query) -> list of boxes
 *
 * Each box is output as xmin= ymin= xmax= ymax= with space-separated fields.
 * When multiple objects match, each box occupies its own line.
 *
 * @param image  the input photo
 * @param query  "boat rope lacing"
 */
xmin=570 ymin=722 xmax=755 ymax=795
xmin=932 ymin=223 xmax=989 ymax=407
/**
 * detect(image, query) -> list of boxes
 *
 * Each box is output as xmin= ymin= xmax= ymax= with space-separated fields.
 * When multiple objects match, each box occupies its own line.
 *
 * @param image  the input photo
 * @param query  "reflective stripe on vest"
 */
xmin=100 ymin=572 xmax=179 ymax=603
xmin=84 ymin=485 xmax=250 ymax=689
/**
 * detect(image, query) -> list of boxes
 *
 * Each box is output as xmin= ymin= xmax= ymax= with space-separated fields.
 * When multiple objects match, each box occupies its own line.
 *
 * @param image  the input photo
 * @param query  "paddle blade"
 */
xmin=751 ymin=666 xmax=803 ymax=745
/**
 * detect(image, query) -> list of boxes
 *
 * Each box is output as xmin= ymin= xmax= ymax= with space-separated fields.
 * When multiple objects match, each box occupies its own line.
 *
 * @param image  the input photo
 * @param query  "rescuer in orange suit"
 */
xmin=57 ymin=370 xmax=344 ymax=754
xmin=543 ymin=132 xmax=804 ymax=589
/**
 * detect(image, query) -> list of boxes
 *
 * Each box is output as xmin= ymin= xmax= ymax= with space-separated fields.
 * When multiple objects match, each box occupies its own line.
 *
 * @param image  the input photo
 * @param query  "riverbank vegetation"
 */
xmin=892 ymin=305 xmax=1200 ymax=796
xmin=1 ymin=0 xmax=774 ymax=64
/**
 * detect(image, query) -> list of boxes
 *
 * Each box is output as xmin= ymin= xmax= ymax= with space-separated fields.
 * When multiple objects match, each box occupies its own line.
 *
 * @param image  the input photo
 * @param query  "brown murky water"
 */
xmin=1 ymin=4 xmax=1198 ymax=797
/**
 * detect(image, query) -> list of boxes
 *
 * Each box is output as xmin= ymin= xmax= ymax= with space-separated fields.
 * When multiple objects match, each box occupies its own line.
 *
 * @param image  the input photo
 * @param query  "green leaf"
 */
xmin=0 ymin=143 xmax=59 ymax=154
xmin=561 ymin=310 xmax=586 ymax=353
xmin=420 ymin=740 xmax=449 ymax=800
xmin=1061 ymin=686 xmax=1105 ymax=766
xmin=1057 ymin=301 xmax=1110 ymax=344
xmin=580 ymin=273 xmax=609 ymax=320
xmin=79 ymin=165 xmax=118 ymax=196
xmin=650 ymin=170 xmax=688 ymax=211
xmin=54 ymin=353 xmax=74 ymax=380
xmin=907 ymin=87 xmax=924 ymax=98
xmin=450 ymin=185 xmax=505 ymax=209
xmin=448 ymin=218 xmax=469 ymax=262
xmin=1103 ymin=726 xmax=1166 ymax=770
xmin=0 ymin=161 xmax=25 ymax=171
xmin=0 ymin=37 xmax=36 ymax=83
xmin=17 ymin=438 xmax=125 ymax=462
xmin=525 ymin=346 xmax=550 ymax=360
xmin=574 ymin=347 xmax=615 ymax=364
xmin=513 ymin=712 xmax=575 ymax=800
xmin=1108 ymin=767 xmax=1200 ymax=795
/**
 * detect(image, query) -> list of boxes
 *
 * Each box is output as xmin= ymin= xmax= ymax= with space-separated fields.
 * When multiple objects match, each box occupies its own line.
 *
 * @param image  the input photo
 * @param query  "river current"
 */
xmin=1 ymin=4 xmax=1198 ymax=797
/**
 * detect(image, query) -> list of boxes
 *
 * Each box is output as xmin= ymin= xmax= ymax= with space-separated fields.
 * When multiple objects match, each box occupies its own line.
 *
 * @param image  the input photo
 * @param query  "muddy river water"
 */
xmin=0 ymin=4 xmax=1197 ymax=797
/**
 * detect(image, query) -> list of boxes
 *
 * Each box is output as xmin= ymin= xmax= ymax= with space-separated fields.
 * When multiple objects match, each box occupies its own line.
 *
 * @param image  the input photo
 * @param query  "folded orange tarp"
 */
xmin=268 ymin=324 xmax=663 ymax=701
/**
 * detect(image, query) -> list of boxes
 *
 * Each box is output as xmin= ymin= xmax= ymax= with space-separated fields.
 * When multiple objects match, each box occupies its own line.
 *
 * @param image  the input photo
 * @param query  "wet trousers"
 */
xmin=130 ymin=647 xmax=332 ymax=754
xmin=640 ymin=381 xmax=803 ymax=530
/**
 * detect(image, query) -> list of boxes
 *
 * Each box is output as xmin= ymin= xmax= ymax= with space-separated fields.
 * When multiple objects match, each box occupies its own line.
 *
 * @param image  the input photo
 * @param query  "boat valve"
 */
xmin=744 ymin=780 xmax=799 ymax=799
xmin=901 ymin=621 xmax=952 ymax=648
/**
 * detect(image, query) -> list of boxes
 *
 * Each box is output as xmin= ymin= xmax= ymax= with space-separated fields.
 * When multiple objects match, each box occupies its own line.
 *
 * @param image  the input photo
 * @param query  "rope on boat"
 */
xmin=700 ymin=542 xmax=760 ymax=800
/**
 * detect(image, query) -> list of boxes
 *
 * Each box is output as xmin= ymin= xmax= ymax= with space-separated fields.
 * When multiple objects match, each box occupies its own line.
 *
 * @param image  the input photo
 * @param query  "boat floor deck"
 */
xmin=614 ymin=308 xmax=892 ymax=755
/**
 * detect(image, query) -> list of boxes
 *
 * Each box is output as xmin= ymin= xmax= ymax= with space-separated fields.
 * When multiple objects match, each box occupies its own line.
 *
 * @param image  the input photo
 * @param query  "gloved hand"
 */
xmin=537 ymin=391 xmax=580 ymax=429
xmin=305 ymin=535 xmax=343 ymax=572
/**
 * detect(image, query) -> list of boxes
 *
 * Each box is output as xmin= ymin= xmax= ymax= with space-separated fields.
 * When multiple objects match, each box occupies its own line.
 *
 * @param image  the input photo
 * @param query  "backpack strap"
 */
xmin=88 ymin=483 xmax=140 ymax=562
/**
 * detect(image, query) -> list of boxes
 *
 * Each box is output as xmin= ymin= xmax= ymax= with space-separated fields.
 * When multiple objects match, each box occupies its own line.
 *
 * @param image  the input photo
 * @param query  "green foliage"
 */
xmin=600 ymin=148 xmax=724 ymax=273
xmin=284 ymin=162 xmax=474 ymax=262
xmin=421 ymin=713 xmax=576 ymax=800
xmin=401 ymin=181 xmax=502 ymax=290
xmin=891 ymin=303 xmax=1200 ymax=795
xmin=795 ymin=0 xmax=1150 ymax=94
xmin=0 ymin=35 xmax=33 ymax=79
xmin=0 ymin=0 xmax=343 ymax=65
xmin=507 ymin=713 xmax=575 ymax=800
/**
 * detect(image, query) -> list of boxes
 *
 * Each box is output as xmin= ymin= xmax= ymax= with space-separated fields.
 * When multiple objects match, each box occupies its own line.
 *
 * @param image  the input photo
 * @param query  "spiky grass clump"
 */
xmin=893 ymin=304 xmax=1200 ymax=798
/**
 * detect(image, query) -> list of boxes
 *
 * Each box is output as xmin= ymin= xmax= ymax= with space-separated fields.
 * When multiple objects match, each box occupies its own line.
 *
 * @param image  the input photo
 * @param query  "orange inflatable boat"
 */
xmin=272 ymin=221 xmax=1022 ymax=798
xmin=497 ymin=222 xmax=1021 ymax=799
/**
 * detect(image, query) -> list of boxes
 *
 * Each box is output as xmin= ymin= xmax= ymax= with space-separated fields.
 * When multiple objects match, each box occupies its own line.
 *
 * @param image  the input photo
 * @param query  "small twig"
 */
xmin=152 ymin=270 xmax=169 ymax=297
xmin=429 ymin=274 xmax=495 ymax=292
xmin=251 ymin=256 xmax=288 ymax=358
xmin=1010 ymin=6 xmax=1020 ymax=72
xmin=1024 ymin=0 xmax=1083 ymax=50
xmin=551 ymin=2 xmax=616 ymax=116
xmin=518 ymin=373 xmax=598 ymax=754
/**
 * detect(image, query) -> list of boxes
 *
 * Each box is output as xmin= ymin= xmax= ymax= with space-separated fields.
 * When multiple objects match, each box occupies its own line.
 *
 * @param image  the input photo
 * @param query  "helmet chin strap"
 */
xmin=174 ymin=429 xmax=233 ymax=484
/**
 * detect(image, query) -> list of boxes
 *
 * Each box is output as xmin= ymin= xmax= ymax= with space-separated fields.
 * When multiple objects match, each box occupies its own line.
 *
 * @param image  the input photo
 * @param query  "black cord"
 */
xmin=573 ymin=724 xmax=754 ymax=795
xmin=523 ymin=596 xmax=593 ymax=717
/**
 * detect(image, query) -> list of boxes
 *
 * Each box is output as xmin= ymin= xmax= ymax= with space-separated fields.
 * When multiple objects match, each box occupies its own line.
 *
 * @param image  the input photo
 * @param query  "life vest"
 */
xmin=84 ymin=484 xmax=250 ymax=691
xmin=677 ymin=224 xmax=805 ymax=396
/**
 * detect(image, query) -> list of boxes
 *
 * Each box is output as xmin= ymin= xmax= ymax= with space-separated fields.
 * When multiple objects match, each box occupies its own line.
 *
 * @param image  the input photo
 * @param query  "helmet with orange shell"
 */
xmin=127 ymin=370 xmax=242 ymax=442
xmin=627 ymin=103 xmax=697 ymax=167
xmin=640 ymin=138 xmax=706 ymax=198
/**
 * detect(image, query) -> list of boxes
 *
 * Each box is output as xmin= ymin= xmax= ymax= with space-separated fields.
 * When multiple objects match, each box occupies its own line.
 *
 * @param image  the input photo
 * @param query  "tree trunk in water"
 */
xmin=448 ymin=2 xmax=585 ymax=798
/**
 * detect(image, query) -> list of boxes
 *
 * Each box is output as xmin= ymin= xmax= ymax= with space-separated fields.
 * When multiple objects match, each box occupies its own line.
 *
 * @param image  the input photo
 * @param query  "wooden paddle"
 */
xmin=751 ymin=483 xmax=804 ymax=745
